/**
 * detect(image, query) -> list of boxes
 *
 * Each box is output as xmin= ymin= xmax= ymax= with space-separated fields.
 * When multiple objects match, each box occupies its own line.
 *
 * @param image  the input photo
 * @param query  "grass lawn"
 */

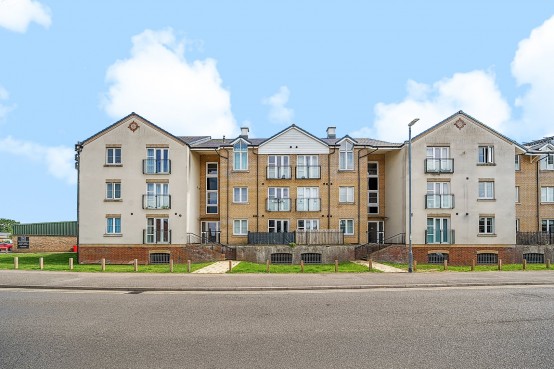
xmin=0 ymin=252 xmax=213 ymax=273
xmin=230 ymin=261 xmax=378 ymax=273
xmin=381 ymin=262 xmax=553 ymax=272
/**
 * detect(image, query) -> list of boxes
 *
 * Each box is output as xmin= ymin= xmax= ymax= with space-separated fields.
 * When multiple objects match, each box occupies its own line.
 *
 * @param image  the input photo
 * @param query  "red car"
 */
xmin=0 ymin=241 xmax=13 ymax=252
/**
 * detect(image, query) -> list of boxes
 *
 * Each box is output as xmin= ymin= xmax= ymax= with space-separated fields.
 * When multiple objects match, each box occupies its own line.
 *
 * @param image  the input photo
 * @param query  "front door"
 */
xmin=368 ymin=221 xmax=384 ymax=244
xmin=201 ymin=221 xmax=220 ymax=243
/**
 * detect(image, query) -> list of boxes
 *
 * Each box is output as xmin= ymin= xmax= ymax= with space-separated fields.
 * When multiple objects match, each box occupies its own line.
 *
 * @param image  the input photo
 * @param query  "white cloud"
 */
xmin=353 ymin=70 xmax=511 ymax=142
xmin=0 ymin=0 xmax=51 ymax=33
xmin=0 ymin=136 xmax=75 ymax=184
xmin=102 ymin=28 xmax=238 ymax=137
xmin=262 ymin=86 xmax=294 ymax=125
xmin=0 ymin=85 xmax=16 ymax=121
xmin=512 ymin=15 xmax=554 ymax=138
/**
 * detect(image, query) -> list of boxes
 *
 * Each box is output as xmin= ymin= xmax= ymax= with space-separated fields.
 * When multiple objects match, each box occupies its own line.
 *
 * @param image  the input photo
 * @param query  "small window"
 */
xmin=339 ymin=219 xmax=354 ymax=235
xmin=233 ymin=219 xmax=248 ymax=235
xmin=301 ymin=253 xmax=322 ymax=264
xmin=515 ymin=155 xmax=520 ymax=171
xmin=479 ymin=217 xmax=495 ymax=234
xmin=477 ymin=253 xmax=498 ymax=264
xmin=540 ymin=154 xmax=554 ymax=170
xmin=478 ymin=181 xmax=494 ymax=199
xmin=478 ymin=146 xmax=494 ymax=164
xmin=150 ymin=253 xmax=170 ymax=264
xmin=428 ymin=252 xmax=448 ymax=264
xmin=233 ymin=141 xmax=248 ymax=170
xmin=106 ymin=217 xmax=121 ymax=234
xmin=271 ymin=253 xmax=292 ymax=264
xmin=541 ymin=187 xmax=554 ymax=203
xmin=106 ymin=182 xmax=121 ymax=200
xmin=515 ymin=186 xmax=520 ymax=203
xmin=339 ymin=141 xmax=354 ymax=170
xmin=106 ymin=147 xmax=121 ymax=165
xmin=339 ymin=187 xmax=354 ymax=203
xmin=523 ymin=253 xmax=544 ymax=264
xmin=233 ymin=187 xmax=248 ymax=203
xmin=541 ymin=219 xmax=554 ymax=233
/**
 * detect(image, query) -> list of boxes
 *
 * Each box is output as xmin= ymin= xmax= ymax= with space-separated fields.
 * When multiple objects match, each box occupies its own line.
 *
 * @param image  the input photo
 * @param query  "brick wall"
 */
xmin=11 ymin=236 xmax=76 ymax=253
xmin=78 ymin=244 xmax=225 ymax=264
xmin=236 ymin=245 xmax=355 ymax=264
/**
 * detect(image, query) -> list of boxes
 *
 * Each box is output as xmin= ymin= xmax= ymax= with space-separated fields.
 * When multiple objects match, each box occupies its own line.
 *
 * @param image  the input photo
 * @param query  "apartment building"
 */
xmin=76 ymin=111 xmax=551 ymax=265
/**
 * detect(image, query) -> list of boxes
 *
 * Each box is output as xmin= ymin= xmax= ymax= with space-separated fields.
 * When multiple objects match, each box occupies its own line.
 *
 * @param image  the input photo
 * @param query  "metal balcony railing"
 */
xmin=143 ymin=159 xmax=171 ymax=174
xmin=295 ymin=165 xmax=321 ymax=179
xmin=266 ymin=166 xmax=291 ymax=179
xmin=425 ymin=194 xmax=454 ymax=209
xmin=296 ymin=198 xmax=321 ymax=211
xmin=425 ymin=229 xmax=455 ymax=244
xmin=142 ymin=195 xmax=171 ymax=209
xmin=425 ymin=158 xmax=454 ymax=173
xmin=266 ymin=198 xmax=291 ymax=211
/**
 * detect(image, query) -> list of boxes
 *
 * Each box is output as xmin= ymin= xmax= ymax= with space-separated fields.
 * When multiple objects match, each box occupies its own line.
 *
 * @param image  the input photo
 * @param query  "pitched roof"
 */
xmin=523 ymin=136 xmax=554 ymax=151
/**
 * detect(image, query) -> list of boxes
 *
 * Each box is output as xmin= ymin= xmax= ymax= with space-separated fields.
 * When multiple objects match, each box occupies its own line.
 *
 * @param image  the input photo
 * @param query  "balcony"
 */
xmin=143 ymin=159 xmax=171 ymax=174
xmin=142 ymin=195 xmax=171 ymax=209
xmin=247 ymin=230 xmax=344 ymax=245
xmin=517 ymin=232 xmax=554 ymax=245
xmin=296 ymin=198 xmax=321 ymax=211
xmin=425 ymin=194 xmax=454 ymax=209
xmin=295 ymin=165 xmax=321 ymax=179
xmin=143 ymin=229 xmax=172 ymax=244
xmin=266 ymin=198 xmax=291 ymax=212
xmin=266 ymin=166 xmax=291 ymax=179
xmin=425 ymin=158 xmax=454 ymax=173
xmin=425 ymin=229 xmax=455 ymax=244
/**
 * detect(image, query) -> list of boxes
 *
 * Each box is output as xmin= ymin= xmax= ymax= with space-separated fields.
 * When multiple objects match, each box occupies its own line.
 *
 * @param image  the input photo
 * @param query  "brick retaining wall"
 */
xmin=11 ymin=236 xmax=76 ymax=253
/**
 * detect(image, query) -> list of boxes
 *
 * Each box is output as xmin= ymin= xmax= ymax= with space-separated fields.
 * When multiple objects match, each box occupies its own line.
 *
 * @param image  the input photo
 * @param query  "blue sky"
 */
xmin=1 ymin=0 xmax=554 ymax=223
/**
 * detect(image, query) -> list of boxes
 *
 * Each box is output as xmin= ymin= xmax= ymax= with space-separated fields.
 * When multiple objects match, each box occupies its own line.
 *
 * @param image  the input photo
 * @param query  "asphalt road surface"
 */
xmin=1 ymin=285 xmax=553 ymax=368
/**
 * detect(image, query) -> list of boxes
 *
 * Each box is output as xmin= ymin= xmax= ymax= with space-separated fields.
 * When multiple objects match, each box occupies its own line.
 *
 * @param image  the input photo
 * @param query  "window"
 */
xmin=516 ymin=219 xmax=520 ymax=232
xmin=426 ymin=147 xmax=452 ymax=173
xmin=106 ymin=182 xmax=121 ymax=200
xmin=201 ymin=221 xmax=220 ymax=243
xmin=297 ymin=219 xmax=319 ymax=231
xmin=339 ymin=219 xmax=354 ymax=235
xmin=106 ymin=217 xmax=121 ymax=234
xmin=516 ymin=186 xmax=520 ymax=203
xmin=515 ymin=155 xmax=520 ymax=171
xmin=478 ymin=181 xmax=494 ymax=199
xmin=267 ymin=187 xmax=290 ymax=211
xmin=523 ymin=253 xmax=545 ymax=264
xmin=146 ymin=218 xmax=170 ymax=244
xmin=301 ymin=253 xmax=322 ymax=264
xmin=478 ymin=146 xmax=494 ymax=164
xmin=479 ymin=217 xmax=495 ymax=234
xmin=271 ymin=253 xmax=292 ymax=264
xmin=426 ymin=218 xmax=450 ymax=244
xmin=206 ymin=163 xmax=218 ymax=213
xmin=339 ymin=186 xmax=354 ymax=203
xmin=297 ymin=155 xmax=320 ymax=179
xmin=426 ymin=182 xmax=452 ymax=209
xmin=233 ymin=187 xmax=248 ymax=203
xmin=145 ymin=148 xmax=170 ymax=174
xmin=145 ymin=183 xmax=169 ymax=209
xmin=267 ymin=155 xmax=290 ymax=179
xmin=297 ymin=187 xmax=320 ymax=211
xmin=268 ymin=219 xmax=289 ymax=233
xmin=477 ymin=253 xmax=498 ymax=264
xmin=542 ymin=219 xmax=554 ymax=233
xmin=233 ymin=219 xmax=248 ymax=235
xmin=150 ymin=253 xmax=170 ymax=264
xmin=106 ymin=147 xmax=121 ymax=165
xmin=368 ymin=162 xmax=379 ymax=213
xmin=428 ymin=252 xmax=449 ymax=264
xmin=541 ymin=187 xmax=554 ymax=202
xmin=339 ymin=140 xmax=354 ymax=170
xmin=540 ymin=154 xmax=554 ymax=170
xmin=233 ymin=140 xmax=248 ymax=170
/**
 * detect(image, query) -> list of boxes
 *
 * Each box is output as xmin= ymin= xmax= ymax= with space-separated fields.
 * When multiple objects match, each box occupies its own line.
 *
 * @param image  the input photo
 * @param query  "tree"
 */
xmin=0 ymin=218 xmax=19 ymax=234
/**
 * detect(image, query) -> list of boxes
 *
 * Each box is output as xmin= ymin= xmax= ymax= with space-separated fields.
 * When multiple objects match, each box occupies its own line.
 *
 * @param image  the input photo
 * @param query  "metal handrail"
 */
xmin=266 ymin=166 xmax=292 ymax=179
xmin=295 ymin=165 xmax=321 ymax=179
xmin=143 ymin=159 xmax=171 ymax=174
xmin=296 ymin=198 xmax=321 ymax=211
xmin=142 ymin=194 xmax=171 ymax=209
xmin=424 ymin=158 xmax=454 ymax=173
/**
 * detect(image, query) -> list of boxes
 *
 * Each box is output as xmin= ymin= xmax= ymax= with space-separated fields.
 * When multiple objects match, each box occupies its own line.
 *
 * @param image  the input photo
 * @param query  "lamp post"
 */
xmin=408 ymin=118 xmax=419 ymax=273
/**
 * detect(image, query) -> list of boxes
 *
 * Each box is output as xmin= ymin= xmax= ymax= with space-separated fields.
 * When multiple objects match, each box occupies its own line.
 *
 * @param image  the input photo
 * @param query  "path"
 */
xmin=353 ymin=260 xmax=407 ymax=272
xmin=192 ymin=260 xmax=241 ymax=274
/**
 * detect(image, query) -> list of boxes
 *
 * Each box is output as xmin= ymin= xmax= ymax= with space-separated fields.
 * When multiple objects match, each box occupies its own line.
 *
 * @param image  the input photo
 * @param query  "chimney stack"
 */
xmin=240 ymin=127 xmax=249 ymax=138
xmin=326 ymin=126 xmax=336 ymax=139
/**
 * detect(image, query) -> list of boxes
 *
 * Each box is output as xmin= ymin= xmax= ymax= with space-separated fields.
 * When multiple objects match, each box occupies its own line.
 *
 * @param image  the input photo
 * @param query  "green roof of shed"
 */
xmin=12 ymin=221 xmax=77 ymax=236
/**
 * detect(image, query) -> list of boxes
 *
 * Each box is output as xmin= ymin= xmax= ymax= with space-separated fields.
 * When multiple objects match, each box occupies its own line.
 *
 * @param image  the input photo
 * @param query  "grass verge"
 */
xmin=0 ymin=253 xmax=212 ymax=273
xmin=381 ymin=262 xmax=552 ymax=272
xmin=230 ymin=261 xmax=378 ymax=273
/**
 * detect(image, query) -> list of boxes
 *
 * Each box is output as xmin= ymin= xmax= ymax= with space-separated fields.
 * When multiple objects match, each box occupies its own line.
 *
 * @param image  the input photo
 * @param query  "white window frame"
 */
xmin=542 ymin=219 xmax=554 ymax=233
xmin=339 ymin=219 xmax=354 ymax=235
xmin=206 ymin=162 xmax=218 ymax=214
xmin=339 ymin=186 xmax=354 ymax=203
xmin=146 ymin=217 xmax=170 ymax=244
xmin=233 ymin=140 xmax=248 ymax=171
xmin=478 ymin=146 xmax=494 ymax=164
xmin=145 ymin=183 xmax=169 ymax=209
xmin=297 ymin=219 xmax=319 ymax=231
xmin=145 ymin=148 xmax=169 ymax=174
xmin=106 ymin=217 xmax=121 ymax=234
xmin=233 ymin=187 xmax=248 ymax=203
xmin=297 ymin=155 xmax=320 ymax=179
xmin=339 ymin=140 xmax=354 ymax=170
xmin=515 ymin=155 xmax=520 ymax=171
xmin=479 ymin=217 xmax=495 ymax=234
xmin=297 ymin=187 xmax=320 ymax=211
xmin=106 ymin=147 xmax=121 ymax=165
xmin=268 ymin=187 xmax=290 ymax=211
xmin=268 ymin=219 xmax=289 ymax=233
xmin=368 ymin=162 xmax=379 ymax=213
xmin=540 ymin=154 xmax=554 ymax=170
xmin=106 ymin=182 xmax=121 ymax=200
xmin=233 ymin=219 xmax=248 ymax=236
xmin=541 ymin=187 xmax=554 ymax=203
xmin=268 ymin=155 xmax=291 ymax=179
xmin=516 ymin=186 xmax=520 ymax=203
xmin=426 ymin=147 xmax=452 ymax=172
xmin=478 ymin=181 xmax=495 ymax=199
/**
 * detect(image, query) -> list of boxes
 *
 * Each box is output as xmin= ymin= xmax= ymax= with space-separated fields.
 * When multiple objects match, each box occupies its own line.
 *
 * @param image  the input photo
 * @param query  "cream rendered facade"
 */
xmin=77 ymin=114 xmax=200 ymax=249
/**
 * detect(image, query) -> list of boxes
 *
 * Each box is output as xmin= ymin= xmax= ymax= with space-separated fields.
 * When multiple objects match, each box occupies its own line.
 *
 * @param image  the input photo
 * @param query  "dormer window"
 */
xmin=233 ymin=140 xmax=248 ymax=171
xmin=339 ymin=141 xmax=354 ymax=170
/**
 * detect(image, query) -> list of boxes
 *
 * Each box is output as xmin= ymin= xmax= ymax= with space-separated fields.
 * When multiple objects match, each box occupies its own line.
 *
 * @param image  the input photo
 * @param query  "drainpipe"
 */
xmin=74 ymin=142 xmax=82 ymax=261
xmin=327 ymin=146 xmax=336 ymax=229
xmin=215 ymin=148 xmax=229 ymax=243
xmin=357 ymin=147 xmax=378 ymax=244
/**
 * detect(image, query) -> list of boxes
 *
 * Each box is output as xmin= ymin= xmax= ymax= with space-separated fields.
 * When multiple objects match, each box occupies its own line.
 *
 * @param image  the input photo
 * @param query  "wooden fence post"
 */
xmin=522 ymin=259 xmax=526 ymax=271
xmin=300 ymin=260 xmax=304 ymax=273
xmin=443 ymin=259 xmax=448 ymax=271
xmin=228 ymin=260 xmax=232 ymax=272
xmin=40 ymin=257 xmax=44 ymax=270
xmin=498 ymin=258 xmax=502 ymax=271
xmin=335 ymin=260 xmax=338 ymax=273
xmin=69 ymin=258 xmax=74 ymax=270
xmin=133 ymin=259 xmax=138 ymax=272
xmin=187 ymin=260 xmax=191 ymax=273
xmin=413 ymin=260 xmax=417 ymax=272
xmin=471 ymin=259 xmax=475 ymax=271
xmin=266 ymin=260 xmax=270 ymax=273
xmin=170 ymin=259 xmax=174 ymax=273
xmin=547 ymin=259 xmax=551 ymax=269
xmin=368 ymin=258 xmax=373 ymax=271
xmin=14 ymin=256 xmax=18 ymax=270
xmin=101 ymin=258 xmax=105 ymax=271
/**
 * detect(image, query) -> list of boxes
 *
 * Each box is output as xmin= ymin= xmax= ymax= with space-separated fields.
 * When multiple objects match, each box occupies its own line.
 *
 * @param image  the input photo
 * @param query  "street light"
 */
xmin=408 ymin=118 xmax=419 ymax=273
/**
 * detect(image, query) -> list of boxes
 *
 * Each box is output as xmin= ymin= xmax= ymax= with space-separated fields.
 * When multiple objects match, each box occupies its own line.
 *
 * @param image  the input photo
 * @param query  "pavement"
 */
xmin=192 ymin=260 xmax=241 ymax=273
xmin=1 ymin=268 xmax=553 ymax=292
xmin=352 ymin=260 xmax=406 ymax=272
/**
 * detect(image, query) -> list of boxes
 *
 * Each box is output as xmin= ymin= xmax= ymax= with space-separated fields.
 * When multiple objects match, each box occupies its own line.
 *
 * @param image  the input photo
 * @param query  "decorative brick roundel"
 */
xmin=128 ymin=121 xmax=140 ymax=132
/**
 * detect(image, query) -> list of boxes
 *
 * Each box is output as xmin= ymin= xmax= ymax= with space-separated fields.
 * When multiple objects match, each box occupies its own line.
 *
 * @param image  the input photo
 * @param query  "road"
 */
xmin=1 ymin=285 xmax=553 ymax=368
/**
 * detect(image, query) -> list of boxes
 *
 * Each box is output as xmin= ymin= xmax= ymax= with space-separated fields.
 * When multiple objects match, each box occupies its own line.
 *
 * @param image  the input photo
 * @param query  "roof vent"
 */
xmin=326 ymin=126 xmax=336 ymax=139
xmin=240 ymin=127 xmax=249 ymax=138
